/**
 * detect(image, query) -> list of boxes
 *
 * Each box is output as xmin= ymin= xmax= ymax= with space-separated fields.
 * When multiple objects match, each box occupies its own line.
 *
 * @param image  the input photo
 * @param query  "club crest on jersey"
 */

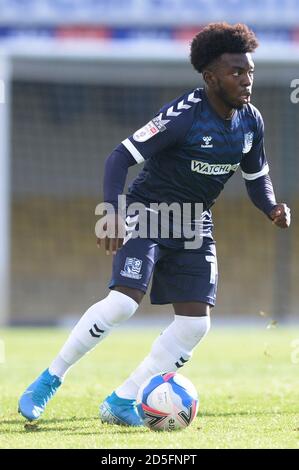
xmin=191 ymin=160 xmax=240 ymax=175
xmin=120 ymin=257 xmax=143 ymax=280
xmin=242 ymin=132 xmax=254 ymax=153
xmin=133 ymin=117 xmax=166 ymax=142
xmin=201 ymin=136 xmax=213 ymax=148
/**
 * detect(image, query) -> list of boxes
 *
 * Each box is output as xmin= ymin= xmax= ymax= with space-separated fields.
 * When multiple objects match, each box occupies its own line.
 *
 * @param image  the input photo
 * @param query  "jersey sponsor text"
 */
xmin=191 ymin=160 xmax=240 ymax=175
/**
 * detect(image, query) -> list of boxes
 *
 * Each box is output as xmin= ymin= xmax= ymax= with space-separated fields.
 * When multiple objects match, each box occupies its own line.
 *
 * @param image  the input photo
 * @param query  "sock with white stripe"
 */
xmin=115 ymin=314 xmax=210 ymax=400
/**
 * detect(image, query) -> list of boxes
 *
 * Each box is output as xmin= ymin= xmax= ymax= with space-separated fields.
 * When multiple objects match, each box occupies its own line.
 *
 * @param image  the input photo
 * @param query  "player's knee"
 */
xmin=113 ymin=286 xmax=144 ymax=304
xmin=151 ymin=315 xmax=211 ymax=358
xmin=99 ymin=290 xmax=139 ymax=327
xmin=174 ymin=315 xmax=211 ymax=349
xmin=173 ymin=301 xmax=210 ymax=316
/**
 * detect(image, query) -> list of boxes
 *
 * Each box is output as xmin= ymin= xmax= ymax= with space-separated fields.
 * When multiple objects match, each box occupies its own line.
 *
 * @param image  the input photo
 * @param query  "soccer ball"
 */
xmin=137 ymin=372 xmax=199 ymax=431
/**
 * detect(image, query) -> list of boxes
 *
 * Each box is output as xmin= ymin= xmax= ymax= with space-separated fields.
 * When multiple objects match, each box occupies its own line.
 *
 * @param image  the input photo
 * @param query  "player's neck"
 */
xmin=204 ymin=88 xmax=236 ymax=121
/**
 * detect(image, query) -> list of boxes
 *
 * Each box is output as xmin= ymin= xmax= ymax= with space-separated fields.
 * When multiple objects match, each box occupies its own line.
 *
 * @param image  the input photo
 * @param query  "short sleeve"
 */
xmin=240 ymin=109 xmax=269 ymax=180
xmin=121 ymin=89 xmax=201 ymax=163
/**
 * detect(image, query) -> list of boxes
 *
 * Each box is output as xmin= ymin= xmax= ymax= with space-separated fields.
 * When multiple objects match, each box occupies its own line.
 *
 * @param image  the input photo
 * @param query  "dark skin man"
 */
xmin=97 ymin=52 xmax=290 ymax=315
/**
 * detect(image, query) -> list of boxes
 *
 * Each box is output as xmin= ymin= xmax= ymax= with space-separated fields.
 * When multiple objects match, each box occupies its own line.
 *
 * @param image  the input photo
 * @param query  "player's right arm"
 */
xmin=97 ymin=146 xmax=136 ymax=255
xmin=98 ymin=90 xmax=199 ymax=254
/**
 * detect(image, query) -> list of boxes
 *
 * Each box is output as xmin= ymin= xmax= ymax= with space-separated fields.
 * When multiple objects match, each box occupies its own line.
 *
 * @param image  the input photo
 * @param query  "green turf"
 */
xmin=0 ymin=325 xmax=299 ymax=449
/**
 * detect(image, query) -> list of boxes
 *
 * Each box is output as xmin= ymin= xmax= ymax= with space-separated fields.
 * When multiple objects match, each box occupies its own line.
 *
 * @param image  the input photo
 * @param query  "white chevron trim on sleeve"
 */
xmin=157 ymin=113 xmax=170 ymax=126
xmin=188 ymin=92 xmax=202 ymax=103
xmin=157 ymin=89 xmax=201 ymax=125
xmin=166 ymin=106 xmax=182 ymax=117
xmin=177 ymin=100 xmax=191 ymax=110
xmin=122 ymin=138 xmax=145 ymax=164
xmin=241 ymin=163 xmax=269 ymax=180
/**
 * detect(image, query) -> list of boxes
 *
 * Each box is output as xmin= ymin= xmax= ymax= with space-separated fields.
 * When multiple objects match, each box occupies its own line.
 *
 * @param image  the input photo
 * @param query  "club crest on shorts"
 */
xmin=120 ymin=257 xmax=143 ymax=280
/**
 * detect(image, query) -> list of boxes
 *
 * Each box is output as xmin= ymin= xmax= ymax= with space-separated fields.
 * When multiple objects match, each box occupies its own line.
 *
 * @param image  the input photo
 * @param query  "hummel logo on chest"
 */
xmin=201 ymin=136 xmax=213 ymax=148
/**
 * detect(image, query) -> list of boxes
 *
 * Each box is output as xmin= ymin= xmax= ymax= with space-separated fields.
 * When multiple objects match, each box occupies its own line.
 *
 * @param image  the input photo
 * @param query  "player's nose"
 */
xmin=241 ymin=73 xmax=253 ymax=87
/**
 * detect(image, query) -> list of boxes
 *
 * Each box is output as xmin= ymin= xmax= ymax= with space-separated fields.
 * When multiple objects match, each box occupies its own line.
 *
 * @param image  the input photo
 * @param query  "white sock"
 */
xmin=49 ymin=291 xmax=138 ymax=378
xmin=115 ymin=314 xmax=210 ymax=399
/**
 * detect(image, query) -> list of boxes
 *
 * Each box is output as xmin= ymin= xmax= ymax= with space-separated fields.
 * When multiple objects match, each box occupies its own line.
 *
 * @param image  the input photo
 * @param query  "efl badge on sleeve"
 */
xmin=133 ymin=117 xmax=166 ymax=142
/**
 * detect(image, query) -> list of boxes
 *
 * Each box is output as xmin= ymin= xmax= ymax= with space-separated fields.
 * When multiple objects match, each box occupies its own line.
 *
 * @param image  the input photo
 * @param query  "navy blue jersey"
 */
xmin=120 ymin=87 xmax=269 ymax=243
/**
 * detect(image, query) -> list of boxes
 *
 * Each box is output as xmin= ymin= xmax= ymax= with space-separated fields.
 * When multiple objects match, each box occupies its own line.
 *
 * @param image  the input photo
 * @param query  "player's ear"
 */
xmin=202 ymin=69 xmax=217 ymax=87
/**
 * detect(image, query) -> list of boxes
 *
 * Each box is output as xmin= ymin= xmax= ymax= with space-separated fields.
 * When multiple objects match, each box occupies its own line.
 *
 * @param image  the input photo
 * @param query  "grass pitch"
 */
xmin=0 ymin=323 xmax=299 ymax=449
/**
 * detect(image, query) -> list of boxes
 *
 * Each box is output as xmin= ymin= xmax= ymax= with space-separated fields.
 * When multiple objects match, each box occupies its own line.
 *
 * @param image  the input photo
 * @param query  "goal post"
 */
xmin=0 ymin=51 xmax=11 ymax=327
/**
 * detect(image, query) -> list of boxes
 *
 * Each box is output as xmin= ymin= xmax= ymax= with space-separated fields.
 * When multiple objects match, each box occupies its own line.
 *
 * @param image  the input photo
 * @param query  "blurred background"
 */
xmin=0 ymin=0 xmax=298 ymax=326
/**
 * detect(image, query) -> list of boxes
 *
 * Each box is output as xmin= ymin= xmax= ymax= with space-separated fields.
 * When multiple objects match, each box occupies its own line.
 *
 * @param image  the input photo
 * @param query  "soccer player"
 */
xmin=19 ymin=23 xmax=290 ymax=425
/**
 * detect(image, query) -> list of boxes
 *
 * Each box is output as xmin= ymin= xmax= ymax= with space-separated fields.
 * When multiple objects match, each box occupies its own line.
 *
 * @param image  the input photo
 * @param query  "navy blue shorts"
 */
xmin=109 ymin=237 xmax=218 ymax=306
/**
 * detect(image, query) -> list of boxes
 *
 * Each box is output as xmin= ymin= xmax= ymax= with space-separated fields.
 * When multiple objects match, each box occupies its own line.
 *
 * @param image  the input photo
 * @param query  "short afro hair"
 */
xmin=190 ymin=22 xmax=258 ymax=73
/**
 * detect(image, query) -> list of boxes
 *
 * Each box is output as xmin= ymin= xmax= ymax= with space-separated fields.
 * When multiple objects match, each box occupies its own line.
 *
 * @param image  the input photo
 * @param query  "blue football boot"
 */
xmin=18 ymin=368 xmax=62 ymax=421
xmin=99 ymin=391 xmax=143 ymax=427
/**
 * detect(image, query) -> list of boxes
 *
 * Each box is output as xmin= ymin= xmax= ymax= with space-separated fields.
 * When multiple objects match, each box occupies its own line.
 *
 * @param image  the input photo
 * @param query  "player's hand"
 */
xmin=269 ymin=203 xmax=291 ymax=228
xmin=96 ymin=213 xmax=126 ymax=255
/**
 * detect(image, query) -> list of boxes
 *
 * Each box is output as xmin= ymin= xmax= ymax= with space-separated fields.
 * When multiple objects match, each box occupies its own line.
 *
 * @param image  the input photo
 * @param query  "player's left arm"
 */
xmin=268 ymin=202 xmax=291 ymax=228
xmin=245 ymin=175 xmax=291 ymax=228
xmin=241 ymin=111 xmax=291 ymax=229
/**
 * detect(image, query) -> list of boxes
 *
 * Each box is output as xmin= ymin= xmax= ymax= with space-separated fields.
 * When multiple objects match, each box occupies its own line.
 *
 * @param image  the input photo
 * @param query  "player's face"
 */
xmin=211 ymin=53 xmax=254 ymax=110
